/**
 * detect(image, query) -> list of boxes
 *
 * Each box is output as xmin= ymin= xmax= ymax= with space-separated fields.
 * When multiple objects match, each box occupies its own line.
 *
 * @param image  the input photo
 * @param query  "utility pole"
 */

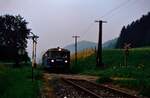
xmin=72 ymin=35 xmax=80 ymax=66
xmin=28 ymin=33 xmax=39 ymax=82
xmin=95 ymin=20 xmax=107 ymax=67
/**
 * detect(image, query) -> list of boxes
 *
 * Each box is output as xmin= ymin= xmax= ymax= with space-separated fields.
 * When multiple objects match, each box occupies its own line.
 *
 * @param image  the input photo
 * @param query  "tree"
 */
xmin=116 ymin=12 xmax=150 ymax=48
xmin=0 ymin=15 xmax=30 ymax=66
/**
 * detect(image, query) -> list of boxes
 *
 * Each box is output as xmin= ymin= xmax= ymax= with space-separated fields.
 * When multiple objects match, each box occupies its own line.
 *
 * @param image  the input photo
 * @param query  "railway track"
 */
xmin=61 ymin=78 xmax=140 ymax=98
xmin=54 ymin=78 xmax=97 ymax=98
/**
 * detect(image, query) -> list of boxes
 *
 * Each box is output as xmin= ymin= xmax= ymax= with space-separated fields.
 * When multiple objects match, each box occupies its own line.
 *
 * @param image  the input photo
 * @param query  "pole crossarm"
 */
xmin=95 ymin=20 xmax=107 ymax=23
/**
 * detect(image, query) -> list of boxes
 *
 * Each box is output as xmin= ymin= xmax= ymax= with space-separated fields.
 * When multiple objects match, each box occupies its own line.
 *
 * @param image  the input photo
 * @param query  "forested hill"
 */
xmin=116 ymin=12 xmax=150 ymax=48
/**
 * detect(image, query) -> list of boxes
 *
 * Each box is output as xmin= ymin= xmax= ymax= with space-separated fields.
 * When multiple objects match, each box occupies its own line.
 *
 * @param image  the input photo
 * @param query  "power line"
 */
xmin=65 ymin=0 xmax=138 ymax=46
xmin=80 ymin=22 xmax=94 ymax=39
xmin=103 ymin=0 xmax=139 ymax=20
xmin=80 ymin=0 xmax=134 ymax=41
xmin=98 ymin=0 xmax=132 ymax=19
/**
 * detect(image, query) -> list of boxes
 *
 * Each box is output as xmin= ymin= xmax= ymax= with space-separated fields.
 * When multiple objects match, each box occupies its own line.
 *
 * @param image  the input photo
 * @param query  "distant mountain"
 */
xmin=102 ymin=38 xmax=118 ymax=49
xmin=64 ymin=40 xmax=97 ymax=53
xmin=64 ymin=39 xmax=117 ymax=53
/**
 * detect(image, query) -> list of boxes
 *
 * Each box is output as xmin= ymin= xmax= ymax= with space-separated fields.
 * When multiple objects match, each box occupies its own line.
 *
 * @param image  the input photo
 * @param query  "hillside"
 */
xmin=71 ymin=48 xmax=150 ymax=75
xmin=116 ymin=12 xmax=150 ymax=48
xmin=64 ymin=40 xmax=97 ymax=53
xmin=103 ymin=38 xmax=117 ymax=49
xmin=64 ymin=39 xmax=117 ymax=53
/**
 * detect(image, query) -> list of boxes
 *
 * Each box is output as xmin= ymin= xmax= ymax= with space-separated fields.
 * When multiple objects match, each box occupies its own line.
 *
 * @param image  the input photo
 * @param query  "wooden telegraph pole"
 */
xmin=72 ymin=35 xmax=80 ymax=66
xmin=95 ymin=20 xmax=106 ymax=67
xmin=28 ymin=33 xmax=39 ymax=82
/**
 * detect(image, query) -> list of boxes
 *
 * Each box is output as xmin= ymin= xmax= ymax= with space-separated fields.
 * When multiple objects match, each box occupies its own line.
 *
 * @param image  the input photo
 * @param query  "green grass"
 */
xmin=71 ymin=48 xmax=150 ymax=97
xmin=0 ymin=64 xmax=42 ymax=98
xmin=71 ymin=48 xmax=150 ymax=76
xmin=71 ymin=54 xmax=97 ymax=74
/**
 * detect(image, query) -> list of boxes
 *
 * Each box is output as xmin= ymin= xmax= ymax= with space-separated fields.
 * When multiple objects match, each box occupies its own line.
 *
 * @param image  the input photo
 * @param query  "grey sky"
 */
xmin=0 ymin=0 xmax=150 ymax=61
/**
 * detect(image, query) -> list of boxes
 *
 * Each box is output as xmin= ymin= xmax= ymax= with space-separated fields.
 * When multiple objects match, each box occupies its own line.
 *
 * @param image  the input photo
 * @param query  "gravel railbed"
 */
xmin=52 ymin=78 xmax=98 ymax=98
xmin=68 ymin=79 xmax=138 ymax=98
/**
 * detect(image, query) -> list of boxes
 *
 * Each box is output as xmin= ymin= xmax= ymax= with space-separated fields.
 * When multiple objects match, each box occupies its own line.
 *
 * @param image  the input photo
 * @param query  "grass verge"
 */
xmin=0 ymin=64 xmax=42 ymax=98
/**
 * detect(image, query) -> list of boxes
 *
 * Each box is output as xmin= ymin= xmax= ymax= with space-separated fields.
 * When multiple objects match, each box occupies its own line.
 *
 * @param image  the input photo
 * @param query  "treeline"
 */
xmin=0 ymin=15 xmax=30 ymax=64
xmin=116 ymin=12 xmax=150 ymax=48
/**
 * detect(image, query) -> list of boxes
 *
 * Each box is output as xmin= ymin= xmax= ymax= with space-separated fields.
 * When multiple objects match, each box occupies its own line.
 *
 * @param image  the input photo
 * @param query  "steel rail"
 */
xmin=62 ymin=78 xmax=141 ymax=98
xmin=62 ymin=78 xmax=102 ymax=98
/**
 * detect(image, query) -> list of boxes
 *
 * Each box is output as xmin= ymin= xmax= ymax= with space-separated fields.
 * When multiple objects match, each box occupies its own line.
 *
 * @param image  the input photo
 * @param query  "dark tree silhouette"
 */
xmin=116 ymin=12 xmax=150 ymax=48
xmin=0 ymin=15 xmax=30 ymax=66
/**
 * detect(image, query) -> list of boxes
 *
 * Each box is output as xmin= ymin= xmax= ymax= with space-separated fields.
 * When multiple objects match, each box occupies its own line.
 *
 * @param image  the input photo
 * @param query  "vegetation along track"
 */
xmin=62 ymin=78 xmax=140 ymax=98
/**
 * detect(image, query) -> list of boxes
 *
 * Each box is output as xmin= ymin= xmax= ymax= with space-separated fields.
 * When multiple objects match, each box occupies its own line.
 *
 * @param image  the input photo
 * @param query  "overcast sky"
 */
xmin=0 ymin=0 xmax=150 ymax=60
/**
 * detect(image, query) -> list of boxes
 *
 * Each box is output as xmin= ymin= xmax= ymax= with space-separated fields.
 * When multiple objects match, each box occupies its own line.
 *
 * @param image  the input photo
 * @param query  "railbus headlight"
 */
xmin=51 ymin=59 xmax=54 ymax=62
xmin=65 ymin=60 xmax=68 ymax=63
xmin=58 ymin=48 xmax=62 ymax=51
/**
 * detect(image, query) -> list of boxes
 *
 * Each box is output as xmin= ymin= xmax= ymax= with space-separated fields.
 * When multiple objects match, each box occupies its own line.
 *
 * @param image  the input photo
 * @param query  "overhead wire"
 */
xmin=80 ymin=0 xmax=138 ymax=41
xmin=103 ymin=0 xmax=140 ymax=20
xmin=64 ymin=0 xmax=140 ymax=46
xmin=80 ymin=22 xmax=95 ymax=40
xmin=98 ymin=0 xmax=132 ymax=19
